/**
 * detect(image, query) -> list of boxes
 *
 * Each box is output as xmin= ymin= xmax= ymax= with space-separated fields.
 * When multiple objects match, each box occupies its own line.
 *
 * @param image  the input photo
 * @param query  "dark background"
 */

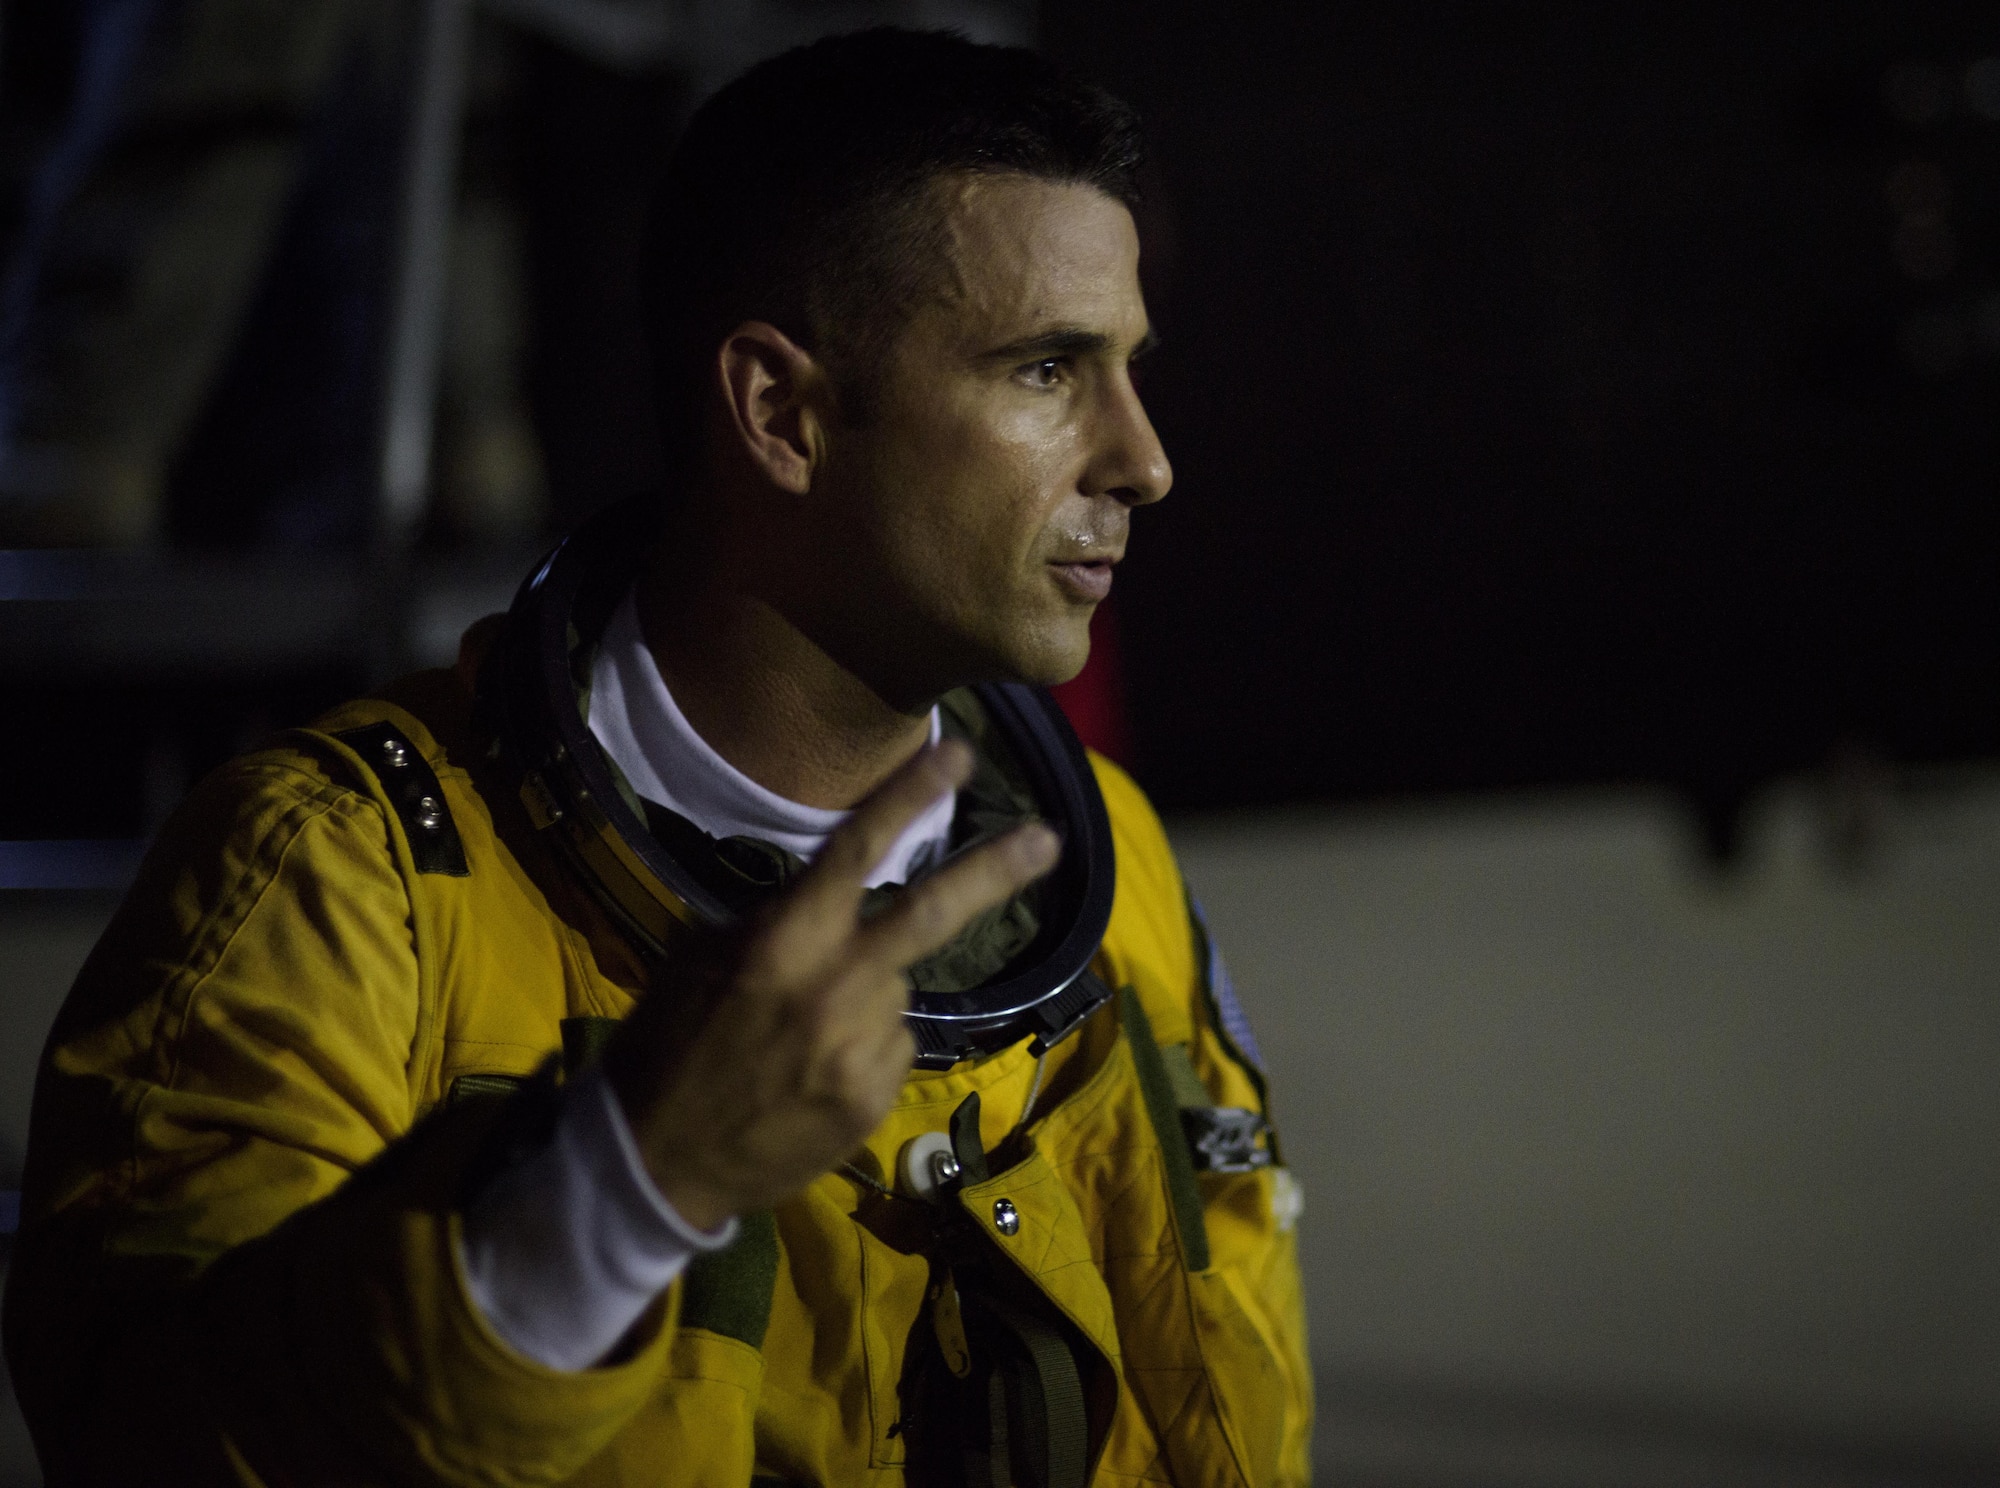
xmin=3 ymin=0 xmax=1998 ymax=851
xmin=1046 ymin=1 xmax=2000 ymax=850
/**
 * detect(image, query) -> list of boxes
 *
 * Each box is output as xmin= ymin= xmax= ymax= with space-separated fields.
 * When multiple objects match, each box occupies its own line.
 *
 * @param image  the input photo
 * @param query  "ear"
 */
xmin=713 ymin=321 xmax=828 ymax=496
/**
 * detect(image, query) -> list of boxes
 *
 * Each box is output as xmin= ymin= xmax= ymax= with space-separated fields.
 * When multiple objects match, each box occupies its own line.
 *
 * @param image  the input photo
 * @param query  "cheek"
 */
xmin=986 ymin=397 xmax=1085 ymax=489
xmin=958 ymin=401 xmax=1082 ymax=544
xmin=890 ymin=407 xmax=1070 ymax=577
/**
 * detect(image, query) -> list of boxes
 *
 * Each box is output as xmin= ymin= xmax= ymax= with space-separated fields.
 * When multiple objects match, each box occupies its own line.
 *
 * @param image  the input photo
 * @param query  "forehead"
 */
xmin=927 ymin=174 xmax=1144 ymax=343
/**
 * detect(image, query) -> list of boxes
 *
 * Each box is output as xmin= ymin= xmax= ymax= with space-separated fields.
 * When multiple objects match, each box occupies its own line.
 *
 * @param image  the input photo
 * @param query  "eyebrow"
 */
xmin=980 ymin=324 xmax=1160 ymax=363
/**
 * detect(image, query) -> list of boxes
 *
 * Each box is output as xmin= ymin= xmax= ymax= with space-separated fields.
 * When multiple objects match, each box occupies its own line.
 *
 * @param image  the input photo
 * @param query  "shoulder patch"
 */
xmin=333 ymin=722 xmax=470 ymax=877
xmin=1189 ymin=895 xmax=1263 ymax=1072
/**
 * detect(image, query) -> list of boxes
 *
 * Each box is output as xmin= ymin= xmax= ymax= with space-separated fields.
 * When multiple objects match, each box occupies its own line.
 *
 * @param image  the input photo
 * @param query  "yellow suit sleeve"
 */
xmin=1 ymin=748 xmax=673 ymax=1487
xmin=1088 ymin=751 xmax=1316 ymax=1487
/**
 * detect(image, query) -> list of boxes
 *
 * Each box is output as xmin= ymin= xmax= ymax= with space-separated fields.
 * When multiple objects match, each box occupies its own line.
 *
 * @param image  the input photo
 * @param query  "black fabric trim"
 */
xmin=559 ymin=1015 xmax=621 ymax=1078
xmin=950 ymin=1091 xmax=990 ymax=1186
xmin=333 ymin=722 xmax=469 ymax=877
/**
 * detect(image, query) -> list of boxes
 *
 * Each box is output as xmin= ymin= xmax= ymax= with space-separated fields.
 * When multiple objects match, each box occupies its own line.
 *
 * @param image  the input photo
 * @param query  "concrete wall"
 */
xmin=1171 ymin=771 xmax=2000 ymax=1485
xmin=1 ymin=770 xmax=1996 ymax=1485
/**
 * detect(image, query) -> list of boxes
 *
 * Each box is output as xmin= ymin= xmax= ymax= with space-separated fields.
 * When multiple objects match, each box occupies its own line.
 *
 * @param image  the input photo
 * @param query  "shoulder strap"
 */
xmin=330 ymin=721 xmax=468 ymax=877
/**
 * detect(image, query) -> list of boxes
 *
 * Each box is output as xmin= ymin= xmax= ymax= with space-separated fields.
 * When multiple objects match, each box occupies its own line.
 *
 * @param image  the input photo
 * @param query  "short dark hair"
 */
xmin=640 ymin=27 xmax=1143 ymax=483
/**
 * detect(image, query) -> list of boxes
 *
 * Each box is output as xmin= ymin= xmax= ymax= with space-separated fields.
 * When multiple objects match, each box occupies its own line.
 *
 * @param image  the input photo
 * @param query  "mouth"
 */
xmin=1049 ymin=556 xmax=1117 ymax=603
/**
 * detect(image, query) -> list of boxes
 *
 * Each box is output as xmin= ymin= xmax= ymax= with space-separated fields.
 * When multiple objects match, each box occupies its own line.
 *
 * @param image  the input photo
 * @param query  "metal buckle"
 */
xmin=1179 ymin=1106 xmax=1273 ymax=1174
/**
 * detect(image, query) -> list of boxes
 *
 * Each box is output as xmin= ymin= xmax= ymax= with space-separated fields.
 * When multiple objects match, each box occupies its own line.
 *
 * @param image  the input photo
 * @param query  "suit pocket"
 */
xmin=1185 ymin=1267 xmax=1287 ymax=1488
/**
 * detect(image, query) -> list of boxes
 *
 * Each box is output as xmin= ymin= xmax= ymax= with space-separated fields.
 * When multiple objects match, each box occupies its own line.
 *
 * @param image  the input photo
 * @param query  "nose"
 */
xmin=1084 ymin=371 xmax=1172 ymax=508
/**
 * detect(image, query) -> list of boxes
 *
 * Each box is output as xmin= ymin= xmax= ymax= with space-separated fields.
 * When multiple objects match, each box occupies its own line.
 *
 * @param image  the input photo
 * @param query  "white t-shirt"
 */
xmin=585 ymin=590 xmax=954 ymax=885
xmin=459 ymin=591 xmax=957 ymax=1370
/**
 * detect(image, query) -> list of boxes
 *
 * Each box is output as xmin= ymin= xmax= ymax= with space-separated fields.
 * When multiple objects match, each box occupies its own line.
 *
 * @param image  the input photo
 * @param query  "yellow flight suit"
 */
xmin=2 ymin=653 xmax=1311 ymax=1486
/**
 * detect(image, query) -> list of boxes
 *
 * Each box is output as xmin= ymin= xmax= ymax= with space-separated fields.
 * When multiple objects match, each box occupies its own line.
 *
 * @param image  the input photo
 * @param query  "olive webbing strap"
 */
xmin=948 ymin=1088 xmax=1088 ymax=1488
xmin=1119 ymin=986 xmax=1212 ymax=1272
xmin=985 ymin=1371 xmax=1012 ymax=1488
xmin=681 ymin=1208 xmax=779 ymax=1348
xmin=983 ymin=1294 xmax=1090 ymax=1488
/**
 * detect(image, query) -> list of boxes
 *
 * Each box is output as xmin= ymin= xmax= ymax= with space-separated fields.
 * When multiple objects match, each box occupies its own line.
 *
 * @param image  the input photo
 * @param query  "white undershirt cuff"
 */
xmin=458 ymin=1068 xmax=737 ymax=1372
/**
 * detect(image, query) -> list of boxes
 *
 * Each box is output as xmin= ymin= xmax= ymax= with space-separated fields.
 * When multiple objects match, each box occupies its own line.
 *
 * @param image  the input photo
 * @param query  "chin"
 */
xmin=990 ymin=615 xmax=1093 ymax=689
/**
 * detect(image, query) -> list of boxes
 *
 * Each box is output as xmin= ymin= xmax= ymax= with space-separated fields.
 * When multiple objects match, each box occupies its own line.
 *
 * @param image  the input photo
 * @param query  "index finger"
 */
xmin=853 ymin=821 xmax=1062 ymax=977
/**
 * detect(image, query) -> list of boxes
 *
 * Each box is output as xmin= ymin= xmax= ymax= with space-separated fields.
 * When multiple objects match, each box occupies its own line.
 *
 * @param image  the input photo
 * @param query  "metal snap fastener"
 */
xmin=414 ymin=795 xmax=444 ymax=830
xmin=992 ymin=1198 xmax=1019 ymax=1236
xmin=381 ymin=737 xmax=407 ymax=767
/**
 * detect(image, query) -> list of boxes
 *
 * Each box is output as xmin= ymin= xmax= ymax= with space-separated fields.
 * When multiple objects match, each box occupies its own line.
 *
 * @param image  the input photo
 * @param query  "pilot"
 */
xmin=4 ymin=28 xmax=1310 ymax=1487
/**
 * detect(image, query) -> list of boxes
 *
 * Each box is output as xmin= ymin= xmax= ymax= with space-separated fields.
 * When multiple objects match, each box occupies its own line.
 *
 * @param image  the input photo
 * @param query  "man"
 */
xmin=4 ymin=29 xmax=1311 ymax=1487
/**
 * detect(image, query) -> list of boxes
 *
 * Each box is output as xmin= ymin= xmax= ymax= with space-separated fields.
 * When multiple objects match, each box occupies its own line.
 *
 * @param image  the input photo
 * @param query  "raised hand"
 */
xmin=602 ymin=738 xmax=1059 ymax=1231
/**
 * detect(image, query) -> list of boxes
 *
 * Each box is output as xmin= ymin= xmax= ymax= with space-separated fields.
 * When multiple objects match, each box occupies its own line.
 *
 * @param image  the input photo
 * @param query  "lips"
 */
xmin=1050 ymin=558 xmax=1115 ymax=602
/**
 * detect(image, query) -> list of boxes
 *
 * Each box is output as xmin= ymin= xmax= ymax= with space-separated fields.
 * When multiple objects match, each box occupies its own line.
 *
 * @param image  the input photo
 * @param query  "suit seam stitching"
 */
xmin=145 ymin=777 xmax=355 ymax=1091
xmin=144 ymin=784 xmax=402 ymax=1168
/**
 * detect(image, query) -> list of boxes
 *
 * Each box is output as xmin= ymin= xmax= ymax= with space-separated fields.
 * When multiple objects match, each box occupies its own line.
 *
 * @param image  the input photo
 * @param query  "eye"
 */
xmin=1017 ymin=357 xmax=1067 ymax=389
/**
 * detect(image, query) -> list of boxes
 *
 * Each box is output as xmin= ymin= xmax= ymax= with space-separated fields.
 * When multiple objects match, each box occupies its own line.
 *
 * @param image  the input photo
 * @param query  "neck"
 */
xmin=633 ymin=535 xmax=933 ymax=812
